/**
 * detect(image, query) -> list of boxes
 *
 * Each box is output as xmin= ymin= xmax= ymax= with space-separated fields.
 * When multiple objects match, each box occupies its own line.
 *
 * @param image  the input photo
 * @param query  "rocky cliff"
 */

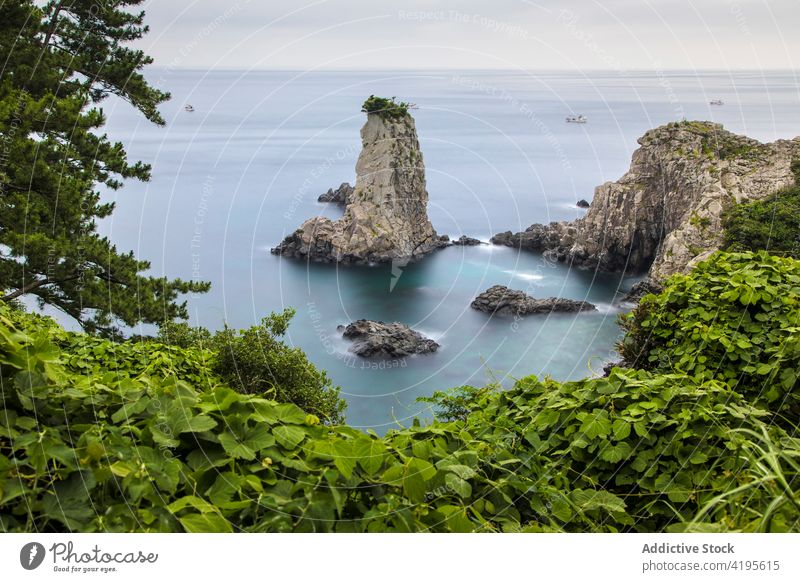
xmin=272 ymin=110 xmax=444 ymax=263
xmin=492 ymin=121 xmax=800 ymax=279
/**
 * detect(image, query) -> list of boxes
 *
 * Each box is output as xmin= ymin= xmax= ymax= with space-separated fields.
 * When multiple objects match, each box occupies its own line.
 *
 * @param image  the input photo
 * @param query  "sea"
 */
xmin=91 ymin=69 xmax=800 ymax=431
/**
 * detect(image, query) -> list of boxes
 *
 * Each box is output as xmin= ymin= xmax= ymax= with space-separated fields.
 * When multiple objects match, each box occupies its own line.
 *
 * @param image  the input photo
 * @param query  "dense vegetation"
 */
xmin=619 ymin=251 xmax=800 ymax=422
xmin=1 ymin=252 xmax=798 ymax=532
xmin=0 ymin=1 xmax=208 ymax=336
xmin=361 ymin=95 xmax=412 ymax=120
xmin=722 ymin=162 xmax=800 ymax=259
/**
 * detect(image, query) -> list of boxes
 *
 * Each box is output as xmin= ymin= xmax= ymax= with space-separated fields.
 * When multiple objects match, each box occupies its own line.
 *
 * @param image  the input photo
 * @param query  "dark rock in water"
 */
xmin=451 ymin=235 xmax=484 ymax=246
xmin=341 ymin=319 xmax=439 ymax=358
xmin=620 ymin=279 xmax=663 ymax=303
xmin=576 ymin=199 xmax=591 ymax=208
xmin=490 ymin=222 xmax=575 ymax=259
xmin=470 ymin=285 xmax=596 ymax=317
xmin=318 ymin=182 xmax=354 ymax=205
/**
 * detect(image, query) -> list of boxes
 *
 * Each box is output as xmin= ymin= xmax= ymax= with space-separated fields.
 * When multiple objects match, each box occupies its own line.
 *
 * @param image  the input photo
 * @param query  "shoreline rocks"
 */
xmin=340 ymin=320 xmax=439 ymax=358
xmin=491 ymin=121 xmax=800 ymax=279
xmin=317 ymin=182 xmax=354 ymax=205
xmin=451 ymin=235 xmax=484 ymax=246
xmin=470 ymin=285 xmax=597 ymax=317
xmin=619 ymin=279 xmax=663 ymax=304
xmin=576 ymin=199 xmax=590 ymax=208
xmin=273 ymin=106 xmax=443 ymax=264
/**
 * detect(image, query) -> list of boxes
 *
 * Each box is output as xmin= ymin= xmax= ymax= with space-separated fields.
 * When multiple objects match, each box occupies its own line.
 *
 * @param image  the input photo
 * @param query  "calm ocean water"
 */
xmin=95 ymin=69 xmax=800 ymax=431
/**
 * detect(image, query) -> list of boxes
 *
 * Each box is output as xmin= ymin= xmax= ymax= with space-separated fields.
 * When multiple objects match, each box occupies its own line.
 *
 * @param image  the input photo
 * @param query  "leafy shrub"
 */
xmin=677 ymin=424 xmax=800 ymax=532
xmin=361 ymin=95 xmax=411 ymax=120
xmin=0 ymin=305 xmax=345 ymax=424
xmin=429 ymin=369 xmax=789 ymax=532
xmin=723 ymin=177 xmax=800 ymax=258
xmin=618 ymin=251 xmax=800 ymax=421
xmin=0 ymin=306 xmax=607 ymax=533
xmin=208 ymin=310 xmax=346 ymax=425
xmin=2 ymin=251 xmax=798 ymax=533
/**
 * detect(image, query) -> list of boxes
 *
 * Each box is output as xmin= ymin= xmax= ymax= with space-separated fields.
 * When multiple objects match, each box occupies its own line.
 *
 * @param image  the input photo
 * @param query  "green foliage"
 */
xmin=676 ymin=425 xmax=800 ymax=532
xmin=432 ymin=369 xmax=792 ymax=532
xmin=722 ymin=173 xmax=800 ymax=258
xmin=677 ymin=120 xmax=763 ymax=161
xmin=2 ymin=290 xmax=798 ymax=533
xmin=619 ymin=251 xmax=800 ymax=421
xmin=0 ymin=1 xmax=209 ymax=335
xmin=0 ymin=305 xmax=595 ymax=533
xmin=0 ymin=306 xmax=345 ymax=424
xmin=361 ymin=95 xmax=411 ymax=120
xmin=201 ymin=310 xmax=346 ymax=425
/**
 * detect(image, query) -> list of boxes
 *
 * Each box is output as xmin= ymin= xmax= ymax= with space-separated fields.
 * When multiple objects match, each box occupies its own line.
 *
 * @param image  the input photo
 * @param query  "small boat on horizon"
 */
xmin=709 ymin=99 xmax=724 ymax=106
xmin=566 ymin=114 xmax=587 ymax=123
xmin=184 ymin=104 xmax=195 ymax=112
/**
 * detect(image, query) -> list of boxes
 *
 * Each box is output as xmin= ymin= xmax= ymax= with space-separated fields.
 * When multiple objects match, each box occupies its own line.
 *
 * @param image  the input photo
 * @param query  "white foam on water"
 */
xmin=592 ymin=302 xmax=624 ymax=315
xmin=503 ymin=269 xmax=545 ymax=282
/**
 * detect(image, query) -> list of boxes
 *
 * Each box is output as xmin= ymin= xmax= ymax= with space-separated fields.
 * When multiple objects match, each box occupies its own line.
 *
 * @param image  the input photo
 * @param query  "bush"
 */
xmin=618 ymin=251 xmax=800 ymax=421
xmin=361 ymin=95 xmax=411 ymax=120
xmin=428 ymin=369 xmax=793 ymax=532
xmin=208 ymin=310 xmax=346 ymax=425
xmin=0 ymin=306 xmax=601 ymax=532
xmin=1 ymin=252 xmax=798 ymax=533
xmin=723 ymin=171 xmax=800 ymax=258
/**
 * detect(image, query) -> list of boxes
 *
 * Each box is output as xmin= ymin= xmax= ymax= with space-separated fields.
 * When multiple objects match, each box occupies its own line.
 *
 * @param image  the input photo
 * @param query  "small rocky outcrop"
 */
xmin=273 ymin=103 xmax=444 ymax=264
xmin=492 ymin=121 xmax=800 ymax=279
xmin=576 ymin=199 xmax=591 ymax=208
xmin=470 ymin=285 xmax=596 ymax=317
xmin=619 ymin=279 xmax=663 ymax=303
xmin=451 ymin=235 xmax=484 ymax=246
xmin=318 ymin=182 xmax=354 ymax=205
xmin=339 ymin=319 xmax=439 ymax=357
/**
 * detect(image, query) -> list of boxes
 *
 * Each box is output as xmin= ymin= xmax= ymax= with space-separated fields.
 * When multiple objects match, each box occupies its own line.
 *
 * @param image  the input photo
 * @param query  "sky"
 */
xmin=135 ymin=0 xmax=800 ymax=71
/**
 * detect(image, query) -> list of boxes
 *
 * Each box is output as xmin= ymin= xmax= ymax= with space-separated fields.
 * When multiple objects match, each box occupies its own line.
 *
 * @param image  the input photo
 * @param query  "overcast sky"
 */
xmin=137 ymin=0 xmax=799 ymax=70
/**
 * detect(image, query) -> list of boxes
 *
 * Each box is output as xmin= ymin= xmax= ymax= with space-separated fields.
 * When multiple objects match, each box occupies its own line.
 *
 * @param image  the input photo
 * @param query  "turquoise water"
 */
xmin=96 ymin=69 xmax=800 ymax=430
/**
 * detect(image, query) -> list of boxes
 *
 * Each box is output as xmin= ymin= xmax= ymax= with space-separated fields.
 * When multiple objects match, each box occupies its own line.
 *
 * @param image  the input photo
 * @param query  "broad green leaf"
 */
xmin=179 ymin=512 xmax=234 ymax=533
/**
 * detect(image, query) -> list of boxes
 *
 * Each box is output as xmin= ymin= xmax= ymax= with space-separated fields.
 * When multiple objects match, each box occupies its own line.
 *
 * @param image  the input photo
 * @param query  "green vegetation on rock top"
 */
xmin=361 ymin=95 xmax=412 ymax=120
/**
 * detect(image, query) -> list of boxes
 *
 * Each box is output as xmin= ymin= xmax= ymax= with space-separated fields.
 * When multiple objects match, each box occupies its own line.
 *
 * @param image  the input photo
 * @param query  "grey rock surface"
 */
xmin=273 ymin=111 xmax=444 ymax=263
xmin=317 ymin=182 xmax=354 ymax=205
xmin=492 ymin=122 xmax=800 ymax=279
xmin=341 ymin=319 xmax=440 ymax=357
xmin=470 ymin=285 xmax=596 ymax=317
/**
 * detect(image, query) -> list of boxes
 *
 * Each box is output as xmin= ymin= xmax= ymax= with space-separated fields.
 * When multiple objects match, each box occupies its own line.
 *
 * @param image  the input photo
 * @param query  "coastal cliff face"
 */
xmin=273 ymin=112 xmax=443 ymax=263
xmin=492 ymin=121 xmax=800 ymax=279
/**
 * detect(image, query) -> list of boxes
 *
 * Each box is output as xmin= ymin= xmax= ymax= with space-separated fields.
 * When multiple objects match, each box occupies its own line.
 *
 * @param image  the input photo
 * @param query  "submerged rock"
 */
xmin=341 ymin=319 xmax=439 ymax=358
xmin=492 ymin=121 xmax=800 ymax=279
xmin=318 ymin=182 xmax=354 ymax=205
xmin=619 ymin=279 xmax=663 ymax=303
xmin=273 ymin=104 xmax=444 ymax=264
xmin=470 ymin=285 xmax=596 ymax=317
xmin=451 ymin=235 xmax=484 ymax=246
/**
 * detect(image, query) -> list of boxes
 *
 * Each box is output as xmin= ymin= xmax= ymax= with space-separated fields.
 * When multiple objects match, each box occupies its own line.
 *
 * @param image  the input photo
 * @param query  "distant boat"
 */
xmin=184 ymin=104 xmax=195 ymax=112
xmin=566 ymin=114 xmax=587 ymax=123
xmin=709 ymin=99 xmax=724 ymax=106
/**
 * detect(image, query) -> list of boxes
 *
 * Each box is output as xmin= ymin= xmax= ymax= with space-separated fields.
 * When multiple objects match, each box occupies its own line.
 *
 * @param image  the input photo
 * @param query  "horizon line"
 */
xmin=150 ymin=66 xmax=800 ymax=73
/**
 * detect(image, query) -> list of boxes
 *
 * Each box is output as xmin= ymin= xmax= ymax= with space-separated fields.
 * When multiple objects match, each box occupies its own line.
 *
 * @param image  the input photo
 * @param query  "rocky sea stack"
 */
xmin=471 ymin=285 xmax=596 ymax=316
xmin=272 ymin=97 xmax=444 ymax=264
xmin=492 ymin=121 xmax=800 ymax=279
xmin=340 ymin=319 xmax=439 ymax=358
xmin=317 ymin=182 xmax=354 ymax=205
